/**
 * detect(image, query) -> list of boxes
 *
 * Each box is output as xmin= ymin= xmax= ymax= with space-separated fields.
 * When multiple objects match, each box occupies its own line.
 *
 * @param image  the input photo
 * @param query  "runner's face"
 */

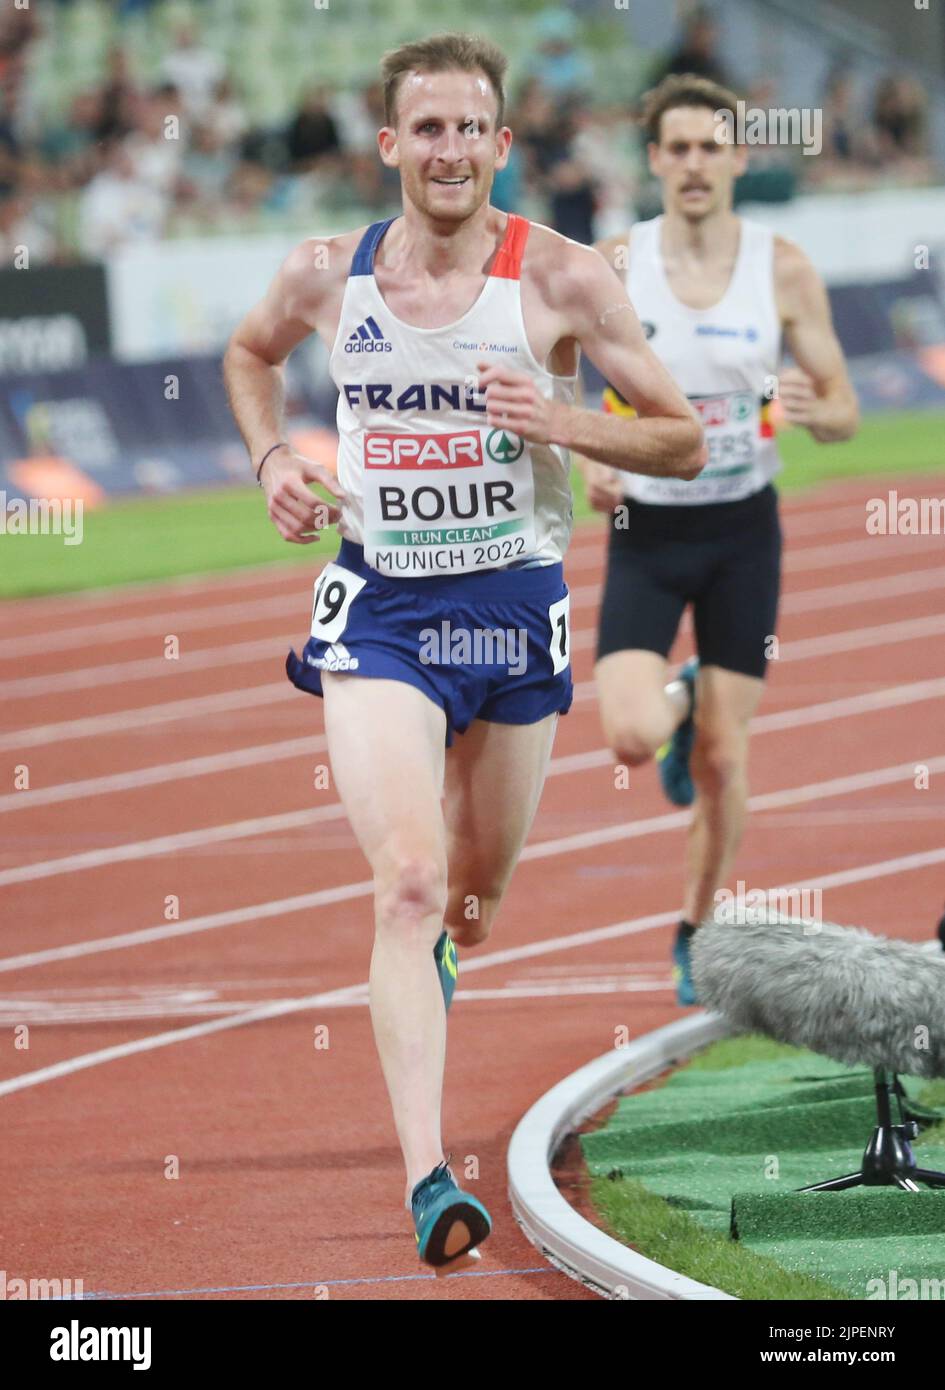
xmin=649 ymin=106 xmax=746 ymax=221
xmin=379 ymin=69 xmax=511 ymax=222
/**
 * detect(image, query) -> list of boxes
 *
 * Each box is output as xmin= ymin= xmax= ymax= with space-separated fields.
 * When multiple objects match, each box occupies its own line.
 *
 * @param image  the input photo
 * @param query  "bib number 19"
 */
xmin=548 ymin=594 xmax=570 ymax=675
xmin=310 ymin=563 xmax=366 ymax=642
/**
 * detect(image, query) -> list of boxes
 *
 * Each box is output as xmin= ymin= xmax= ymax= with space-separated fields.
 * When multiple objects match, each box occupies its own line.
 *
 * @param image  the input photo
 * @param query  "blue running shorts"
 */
xmin=286 ymin=540 xmax=573 ymax=745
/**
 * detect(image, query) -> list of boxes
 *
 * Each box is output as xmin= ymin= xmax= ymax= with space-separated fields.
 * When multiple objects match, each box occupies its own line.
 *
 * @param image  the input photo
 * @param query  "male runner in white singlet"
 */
xmin=581 ymin=75 xmax=858 ymax=1006
xmin=224 ymin=34 xmax=705 ymax=1270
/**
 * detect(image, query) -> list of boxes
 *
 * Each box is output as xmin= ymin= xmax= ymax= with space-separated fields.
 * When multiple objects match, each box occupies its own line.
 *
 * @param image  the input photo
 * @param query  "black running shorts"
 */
xmin=596 ymin=483 xmax=782 ymax=680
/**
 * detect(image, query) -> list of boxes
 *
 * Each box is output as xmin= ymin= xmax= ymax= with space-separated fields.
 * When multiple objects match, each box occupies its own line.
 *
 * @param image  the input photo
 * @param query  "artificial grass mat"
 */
xmin=582 ymin=1037 xmax=945 ymax=1299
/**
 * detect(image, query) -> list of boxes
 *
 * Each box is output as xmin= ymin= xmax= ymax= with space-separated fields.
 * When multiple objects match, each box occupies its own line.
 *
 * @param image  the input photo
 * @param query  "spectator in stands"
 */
xmin=871 ymin=76 xmax=928 ymax=161
xmin=160 ymin=19 xmax=225 ymax=121
xmin=77 ymin=138 xmax=167 ymax=258
xmin=123 ymin=86 xmax=186 ymax=198
xmin=204 ymin=77 xmax=248 ymax=148
xmin=651 ymin=6 xmax=731 ymax=88
xmin=178 ymin=120 xmax=239 ymax=219
xmin=516 ymin=84 xmax=599 ymax=243
xmin=0 ymin=189 xmax=53 ymax=264
xmin=96 ymin=45 xmax=138 ymax=143
xmin=40 ymin=90 xmax=104 ymax=190
xmin=526 ymin=9 xmax=593 ymax=98
xmin=0 ymin=79 xmax=22 ymax=199
xmin=285 ymin=85 xmax=341 ymax=171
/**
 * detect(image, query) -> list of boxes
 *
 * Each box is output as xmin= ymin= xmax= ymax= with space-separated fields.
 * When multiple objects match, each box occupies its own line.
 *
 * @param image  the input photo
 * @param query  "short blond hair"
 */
xmin=380 ymin=32 xmax=509 ymax=128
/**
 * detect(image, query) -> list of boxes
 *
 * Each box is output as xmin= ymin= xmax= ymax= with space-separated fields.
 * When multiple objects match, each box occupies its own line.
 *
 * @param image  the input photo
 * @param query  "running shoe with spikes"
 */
xmin=672 ymin=923 xmax=699 ymax=1006
xmin=410 ymin=1157 xmax=491 ymax=1268
xmin=656 ymin=656 xmax=699 ymax=807
xmin=433 ymin=929 xmax=458 ymax=1011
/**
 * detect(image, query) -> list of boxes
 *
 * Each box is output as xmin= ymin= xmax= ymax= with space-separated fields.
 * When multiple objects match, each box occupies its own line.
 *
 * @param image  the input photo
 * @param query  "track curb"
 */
xmin=507 ymin=1011 xmax=735 ymax=1300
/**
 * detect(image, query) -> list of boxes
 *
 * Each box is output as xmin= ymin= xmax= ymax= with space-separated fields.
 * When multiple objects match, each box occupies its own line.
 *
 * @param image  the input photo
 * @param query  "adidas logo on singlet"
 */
xmin=344 ymin=315 xmax=393 ymax=353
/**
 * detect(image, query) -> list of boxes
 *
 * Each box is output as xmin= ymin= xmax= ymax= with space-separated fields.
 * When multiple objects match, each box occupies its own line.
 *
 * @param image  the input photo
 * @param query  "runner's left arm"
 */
xmin=775 ymin=238 xmax=860 ymax=443
xmin=478 ymin=244 xmax=706 ymax=480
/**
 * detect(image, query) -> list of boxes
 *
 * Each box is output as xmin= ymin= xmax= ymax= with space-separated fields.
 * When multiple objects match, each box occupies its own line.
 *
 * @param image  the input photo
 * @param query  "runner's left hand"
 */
xmin=477 ymin=362 xmax=565 ymax=445
xmin=778 ymin=367 xmax=821 ymax=429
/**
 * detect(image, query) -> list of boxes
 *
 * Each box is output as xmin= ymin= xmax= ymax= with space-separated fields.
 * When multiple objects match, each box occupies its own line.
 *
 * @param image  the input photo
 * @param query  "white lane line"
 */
xmin=2 ymin=683 xmax=942 ymax=887
xmin=0 ymin=505 xmax=882 ymax=660
xmin=7 ymin=656 xmax=945 ymax=817
xmin=8 ymin=560 xmax=943 ymax=700
xmin=2 ymin=592 xmax=306 ymax=660
xmin=5 ymin=583 xmax=939 ymax=717
xmin=0 ymin=737 xmax=327 ymax=814
xmin=0 ymin=976 xmax=681 ymax=1024
xmin=2 ymin=843 xmax=942 ymax=1098
xmin=570 ymin=562 xmax=945 ymax=619
xmin=2 ymin=752 xmax=941 ymax=969
xmin=0 ymin=683 xmax=295 ymax=753
xmin=563 ymin=528 xmax=944 ymax=575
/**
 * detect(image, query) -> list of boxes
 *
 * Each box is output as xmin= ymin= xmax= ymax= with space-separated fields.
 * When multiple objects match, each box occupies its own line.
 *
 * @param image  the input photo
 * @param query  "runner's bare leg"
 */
xmin=683 ymin=665 xmax=765 ymax=925
xmin=322 ymin=674 xmax=449 ymax=1193
xmin=443 ymin=713 xmax=558 ymax=948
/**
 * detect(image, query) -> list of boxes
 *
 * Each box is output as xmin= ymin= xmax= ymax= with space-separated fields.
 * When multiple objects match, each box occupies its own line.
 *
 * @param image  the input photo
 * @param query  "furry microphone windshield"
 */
xmin=690 ymin=914 xmax=945 ymax=1079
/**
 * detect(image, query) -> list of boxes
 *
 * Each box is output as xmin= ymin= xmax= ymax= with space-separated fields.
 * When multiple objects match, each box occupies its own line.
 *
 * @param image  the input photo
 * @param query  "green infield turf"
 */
xmin=2 ymin=409 xmax=943 ymax=598
xmin=584 ymin=1036 xmax=945 ymax=1300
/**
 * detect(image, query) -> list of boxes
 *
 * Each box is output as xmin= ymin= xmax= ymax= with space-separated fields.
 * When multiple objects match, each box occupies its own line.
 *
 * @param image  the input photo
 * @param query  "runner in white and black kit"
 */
xmin=225 ymin=36 xmax=705 ymax=1269
xmin=581 ymin=75 xmax=859 ymax=1006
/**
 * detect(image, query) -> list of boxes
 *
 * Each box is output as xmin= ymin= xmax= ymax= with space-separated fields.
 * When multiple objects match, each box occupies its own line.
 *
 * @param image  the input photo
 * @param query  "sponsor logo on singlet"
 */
xmin=343 ymin=381 xmax=487 ymax=413
xmin=692 ymin=392 xmax=755 ymax=428
xmin=344 ymin=315 xmax=393 ymax=353
xmin=641 ymin=321 xmax=657 ymax=339
xmin=452 ymin=337 xmax=519 ymax=355
xmin=694 ymin=324 xmax=759 ymax=342
xmin=364 ymin=431 xmax=484 ymax=469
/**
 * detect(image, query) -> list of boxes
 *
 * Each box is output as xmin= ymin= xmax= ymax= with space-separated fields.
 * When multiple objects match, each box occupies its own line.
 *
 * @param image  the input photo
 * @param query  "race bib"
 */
xmin=694 ymin=390 xmax=759 ymax=479
xmin=310 ymin=562 xmax=366 ymax=642
xmin=360 ymin=427 xmax=537 ymax=576
xmin=628 ymin=390 xmax=763 ymax=504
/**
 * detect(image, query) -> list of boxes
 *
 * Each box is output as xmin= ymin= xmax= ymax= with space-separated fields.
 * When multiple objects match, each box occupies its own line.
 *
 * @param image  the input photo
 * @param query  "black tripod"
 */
xmin=798 ymin=1068 xmax=945 ymax=1193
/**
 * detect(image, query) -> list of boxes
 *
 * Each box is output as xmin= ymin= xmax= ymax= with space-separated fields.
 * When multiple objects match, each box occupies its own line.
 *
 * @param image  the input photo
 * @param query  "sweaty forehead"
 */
xmin=397 ymin=69 xmax=497 ymax=122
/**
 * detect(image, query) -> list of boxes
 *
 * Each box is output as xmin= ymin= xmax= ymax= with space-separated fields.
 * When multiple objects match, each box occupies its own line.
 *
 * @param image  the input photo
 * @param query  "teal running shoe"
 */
xmin=411 ymin=1158 xmax=492 ymax=1267
xmin=433 ymin=930 xmax=458 ymax=1011
xmin=672 ymin=925 xmax=698 ymax=1006
xmin=656 ymin=657 xmax=700 ymax=807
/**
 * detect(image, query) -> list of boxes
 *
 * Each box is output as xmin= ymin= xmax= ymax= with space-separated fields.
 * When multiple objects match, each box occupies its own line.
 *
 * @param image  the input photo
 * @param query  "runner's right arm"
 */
xmin=224 ymin=238 xmax=350 ymax=545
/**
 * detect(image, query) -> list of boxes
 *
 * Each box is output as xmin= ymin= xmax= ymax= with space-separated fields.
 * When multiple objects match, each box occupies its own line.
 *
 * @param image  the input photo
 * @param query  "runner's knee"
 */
xmin=375 ymin=852 xmax=447 ymax=936
xmin=606 ymin=714 xmax=665 ymax=767
xmin=692 ymin=733 xmax=745 ymax=794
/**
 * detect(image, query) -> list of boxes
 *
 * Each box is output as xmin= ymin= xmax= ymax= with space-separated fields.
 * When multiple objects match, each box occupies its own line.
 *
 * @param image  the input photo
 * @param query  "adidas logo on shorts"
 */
xmin=344 ymin=315 xmax=392 ymax=353
xmin=308 ymin=642 xmax=360 ymax=672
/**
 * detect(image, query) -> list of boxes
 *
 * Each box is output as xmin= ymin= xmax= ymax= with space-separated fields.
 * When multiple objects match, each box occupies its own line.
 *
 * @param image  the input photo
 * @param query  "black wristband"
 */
xmin=255 ymin=441 xmax=289 ymax=486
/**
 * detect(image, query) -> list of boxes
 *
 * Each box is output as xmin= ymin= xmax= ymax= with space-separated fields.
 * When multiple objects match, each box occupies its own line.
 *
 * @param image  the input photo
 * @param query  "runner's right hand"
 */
xmin=261 ymin=449 xmax=346 ymax=545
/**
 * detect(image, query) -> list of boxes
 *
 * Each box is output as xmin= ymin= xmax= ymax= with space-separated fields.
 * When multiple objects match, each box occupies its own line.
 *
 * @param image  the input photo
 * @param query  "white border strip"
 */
xmin=509 ymin=942 xmax=945 ymax=1300
xmin=508 ymin=1012 xmax=735 ymax=1301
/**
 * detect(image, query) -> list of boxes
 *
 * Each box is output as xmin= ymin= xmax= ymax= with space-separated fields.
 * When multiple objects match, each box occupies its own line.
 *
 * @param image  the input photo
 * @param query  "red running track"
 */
xmin=0 ymin=474 xmax=943 ymax=1300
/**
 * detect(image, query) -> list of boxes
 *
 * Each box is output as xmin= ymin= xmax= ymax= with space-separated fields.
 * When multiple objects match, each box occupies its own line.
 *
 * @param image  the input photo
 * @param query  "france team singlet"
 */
xmin=605 ymin=215 xmax=782 ymax=505
xmin=329 ymin=214 xmax=575 ymax=577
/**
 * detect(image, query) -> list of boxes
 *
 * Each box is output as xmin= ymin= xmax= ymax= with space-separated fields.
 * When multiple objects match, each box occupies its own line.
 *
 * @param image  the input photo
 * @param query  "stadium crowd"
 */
xmin=0 ymin=4 xmax=940 ymax=264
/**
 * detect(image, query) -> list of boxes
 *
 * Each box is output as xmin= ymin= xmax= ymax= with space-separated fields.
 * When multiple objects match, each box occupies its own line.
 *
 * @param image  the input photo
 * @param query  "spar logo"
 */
xmin=485 ymin=429 xmax=524 ymax=464
xmin=691 ymin=392 xmax=754 ymax=428
xmin=364 ymin=431 xmax=483 ymax=469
